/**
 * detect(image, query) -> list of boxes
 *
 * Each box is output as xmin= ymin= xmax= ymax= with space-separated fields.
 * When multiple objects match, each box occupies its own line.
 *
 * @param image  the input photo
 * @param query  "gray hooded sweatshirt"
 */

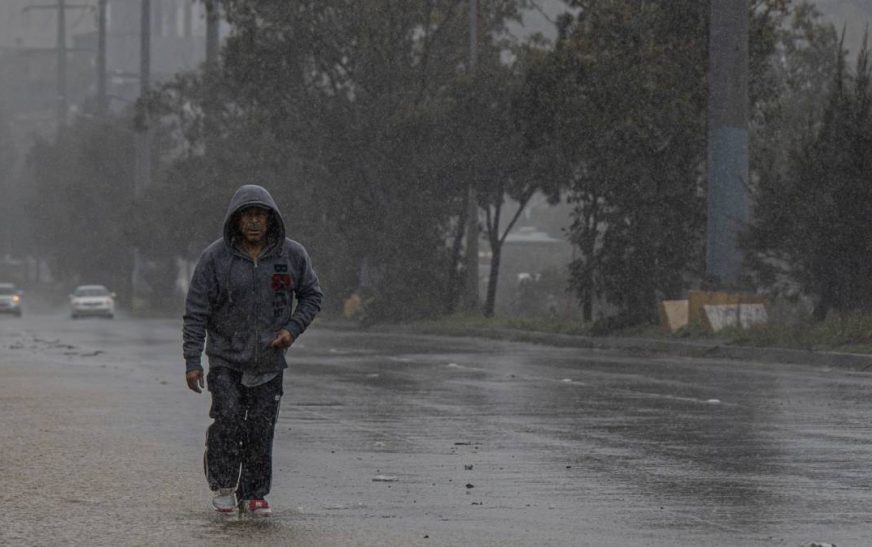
xmin=182 ymin=185 xmax=323 ymax=374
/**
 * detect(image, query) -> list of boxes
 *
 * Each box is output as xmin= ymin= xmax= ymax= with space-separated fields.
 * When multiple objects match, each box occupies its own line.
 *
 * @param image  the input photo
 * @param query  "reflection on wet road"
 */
xmin=1 ymin=313 xmax=870 ymax=545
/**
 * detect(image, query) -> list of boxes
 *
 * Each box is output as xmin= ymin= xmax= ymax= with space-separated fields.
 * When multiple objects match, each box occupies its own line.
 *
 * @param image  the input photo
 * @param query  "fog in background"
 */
xmin=0 ymin=0 xmax=870 ymax=322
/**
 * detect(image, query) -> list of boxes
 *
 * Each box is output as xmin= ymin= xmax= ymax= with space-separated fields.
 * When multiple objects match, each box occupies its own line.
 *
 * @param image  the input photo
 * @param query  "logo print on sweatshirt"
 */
xmin=274 ymin=264 xmax=288 ymax=273
xmin=272 ymin=273 xmax=293 ymax=318
xmin=271 ymin=273 xmax=293 ymax=292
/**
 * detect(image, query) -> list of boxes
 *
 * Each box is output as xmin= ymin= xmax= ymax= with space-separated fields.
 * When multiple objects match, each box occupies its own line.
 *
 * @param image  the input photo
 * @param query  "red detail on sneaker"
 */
xmin=245 ymin=499 xmax=272 ymax=516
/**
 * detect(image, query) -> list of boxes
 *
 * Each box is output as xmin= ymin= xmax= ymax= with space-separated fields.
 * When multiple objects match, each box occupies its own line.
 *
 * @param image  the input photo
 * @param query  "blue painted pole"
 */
xmin=706 ymin=0 xmax=749 ymax=287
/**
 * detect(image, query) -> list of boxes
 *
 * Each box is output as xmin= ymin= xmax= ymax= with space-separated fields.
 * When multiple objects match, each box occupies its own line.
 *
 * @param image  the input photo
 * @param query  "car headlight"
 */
xmin=12 ymin=295 xmax=19 ymax=304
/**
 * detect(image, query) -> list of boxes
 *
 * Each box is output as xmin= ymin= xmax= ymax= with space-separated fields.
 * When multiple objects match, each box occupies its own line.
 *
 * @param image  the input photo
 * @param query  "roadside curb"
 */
xmin=457 ymin=328 xmax=872 ymax=372
xmin=469 ymin=329 xmax=872 ymax=371
xmin=320 ymin=321 xmax=872 ymax=372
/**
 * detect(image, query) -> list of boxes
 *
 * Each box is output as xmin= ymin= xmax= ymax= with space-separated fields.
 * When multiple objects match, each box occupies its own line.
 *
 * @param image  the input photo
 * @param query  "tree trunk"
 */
xmin=578 ymin=197 xmax=600 ymax=323
xmin=812 ymin=295 xmax=830 ymax=321
xmin=482 ymin=188 xmax=535 ymax=317
xmin=445 ymin=204 xmax=468 ymax=314
xmin=484 ymin=237 xmax=501 ymax=317
xmin=581 ymin=284 xmax=592 ymax=322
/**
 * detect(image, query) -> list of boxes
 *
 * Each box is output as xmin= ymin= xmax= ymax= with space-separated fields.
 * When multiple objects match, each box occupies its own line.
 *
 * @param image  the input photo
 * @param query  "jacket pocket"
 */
xmin=228 ymin=330 xmax=255 ymax=362
xmin=257 ymin=331 xmax=282 ymax=366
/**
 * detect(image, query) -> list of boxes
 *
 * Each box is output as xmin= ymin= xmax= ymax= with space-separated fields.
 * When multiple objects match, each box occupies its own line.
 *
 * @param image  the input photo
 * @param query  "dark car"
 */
xmin=0 ymin=282 xmax=23 ymax=317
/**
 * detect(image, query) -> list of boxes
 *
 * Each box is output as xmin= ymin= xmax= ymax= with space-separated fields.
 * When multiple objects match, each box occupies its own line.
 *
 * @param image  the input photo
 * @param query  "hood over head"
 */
xmin=222 ymin=185 xmax=286 ymax=248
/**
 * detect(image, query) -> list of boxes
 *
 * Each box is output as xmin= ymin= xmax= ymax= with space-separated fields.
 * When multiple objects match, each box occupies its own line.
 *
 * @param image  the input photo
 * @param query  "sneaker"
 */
xmin=241 ymin=498 xmax=272 ymax=517
xmin=211 ymin=488 xmax=237 ymax=513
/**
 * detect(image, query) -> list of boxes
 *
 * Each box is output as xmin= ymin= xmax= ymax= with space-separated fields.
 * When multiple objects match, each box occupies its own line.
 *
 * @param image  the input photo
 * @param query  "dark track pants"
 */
xmin=204 ymin=367 xmax=283 ymax=500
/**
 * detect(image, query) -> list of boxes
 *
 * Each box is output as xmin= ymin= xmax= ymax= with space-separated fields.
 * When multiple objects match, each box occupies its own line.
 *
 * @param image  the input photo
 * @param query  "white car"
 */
xmin=70 ymin=285 xmax=116 ymax=319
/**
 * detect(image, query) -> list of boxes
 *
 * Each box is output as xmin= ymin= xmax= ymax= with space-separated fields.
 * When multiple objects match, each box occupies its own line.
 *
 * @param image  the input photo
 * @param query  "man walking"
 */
xmin=182 ymin=184 xmax=323 ymax=515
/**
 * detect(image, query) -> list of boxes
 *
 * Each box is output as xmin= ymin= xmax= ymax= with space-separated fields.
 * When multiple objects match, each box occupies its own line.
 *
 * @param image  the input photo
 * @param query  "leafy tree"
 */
xmin=145 ymin=0 xmax=527 ymax=320
xmin=746 ymin=34 xmax=872 ymax=318
xmin=444 ymin=50 xmax=560 ymax=317
xmin=27 ymin=117 xmax=135 ymax=297
xmin=750 ymin=2 xmax=840 ymax=207
xmin=521 ymin=0 xmax=790 ymax=325
xmin=0 ymin=107 xmax=18 ymax=259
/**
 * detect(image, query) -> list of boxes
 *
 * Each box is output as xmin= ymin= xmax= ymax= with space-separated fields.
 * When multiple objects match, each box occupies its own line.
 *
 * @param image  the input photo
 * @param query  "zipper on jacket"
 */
xmin=253 ymin=258 xmax=259 ymax=367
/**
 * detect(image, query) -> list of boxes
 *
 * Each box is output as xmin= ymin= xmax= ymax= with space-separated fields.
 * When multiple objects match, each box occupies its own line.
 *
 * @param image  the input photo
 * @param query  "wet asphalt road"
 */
xmin=1 ymin=312 xmax=871 ymax=546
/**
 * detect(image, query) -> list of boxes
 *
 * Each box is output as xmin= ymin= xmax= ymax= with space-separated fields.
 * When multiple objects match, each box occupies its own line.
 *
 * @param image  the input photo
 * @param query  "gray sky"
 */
xmin=815 ymin=0 xmax=871 ymax=57
xmin=516 ymin=1 xmax=870 ymax=56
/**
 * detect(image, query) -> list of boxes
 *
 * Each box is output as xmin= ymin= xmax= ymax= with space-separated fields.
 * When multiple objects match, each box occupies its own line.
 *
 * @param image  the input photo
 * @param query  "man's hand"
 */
xmin=186 ymin=369 xmax=204 ymax=393
xmin=270 ymin=328 xmax=294 ymax=349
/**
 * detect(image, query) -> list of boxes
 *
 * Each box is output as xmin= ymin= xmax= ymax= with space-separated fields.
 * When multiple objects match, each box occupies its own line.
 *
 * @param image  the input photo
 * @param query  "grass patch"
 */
xmin=720 ymin=313 xmax=872 ymax=353
xmin=360 ymin=311 xmax=872 ymax=355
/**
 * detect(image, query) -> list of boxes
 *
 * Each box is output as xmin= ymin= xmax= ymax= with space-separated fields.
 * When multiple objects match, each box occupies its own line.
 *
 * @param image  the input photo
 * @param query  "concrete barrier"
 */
xmin=689 ymin=290 xmax=768 ymax=332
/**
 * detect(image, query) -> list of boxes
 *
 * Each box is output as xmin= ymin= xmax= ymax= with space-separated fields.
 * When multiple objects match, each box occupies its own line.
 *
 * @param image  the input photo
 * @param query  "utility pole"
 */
xmin=706 ymin=0 xmax=749 ymax=287
xmin=96 ymin=0 xmax=107 ymax=115
xmin=132 ymin=0 xmax=151 ymax=309
xmin=205 ymin=0 xmax=219 ymax=66
xmin=56 ymin=0 xmax=68 ymax=132
xmin=203 ymin=0 xmax=220 ymax=147
xmin=135 ymin=0 xmax=151 ymax=198
xmin=139 ymin=0 xmax=150 ymax=110
xmin=183 ymin=0 xmax=193 ymax=38
xmin=463 ymin=0 xmax=480 ymax=313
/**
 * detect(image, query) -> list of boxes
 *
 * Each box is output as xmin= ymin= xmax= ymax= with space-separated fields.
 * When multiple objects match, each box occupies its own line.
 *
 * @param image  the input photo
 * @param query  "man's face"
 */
xmin=237 ymin=206 xmax=270 ymax=245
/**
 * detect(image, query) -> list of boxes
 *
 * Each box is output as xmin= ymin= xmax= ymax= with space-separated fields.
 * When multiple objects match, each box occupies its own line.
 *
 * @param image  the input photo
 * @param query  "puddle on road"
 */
xmin=199 ymin=510 xmax=289 ymax=540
